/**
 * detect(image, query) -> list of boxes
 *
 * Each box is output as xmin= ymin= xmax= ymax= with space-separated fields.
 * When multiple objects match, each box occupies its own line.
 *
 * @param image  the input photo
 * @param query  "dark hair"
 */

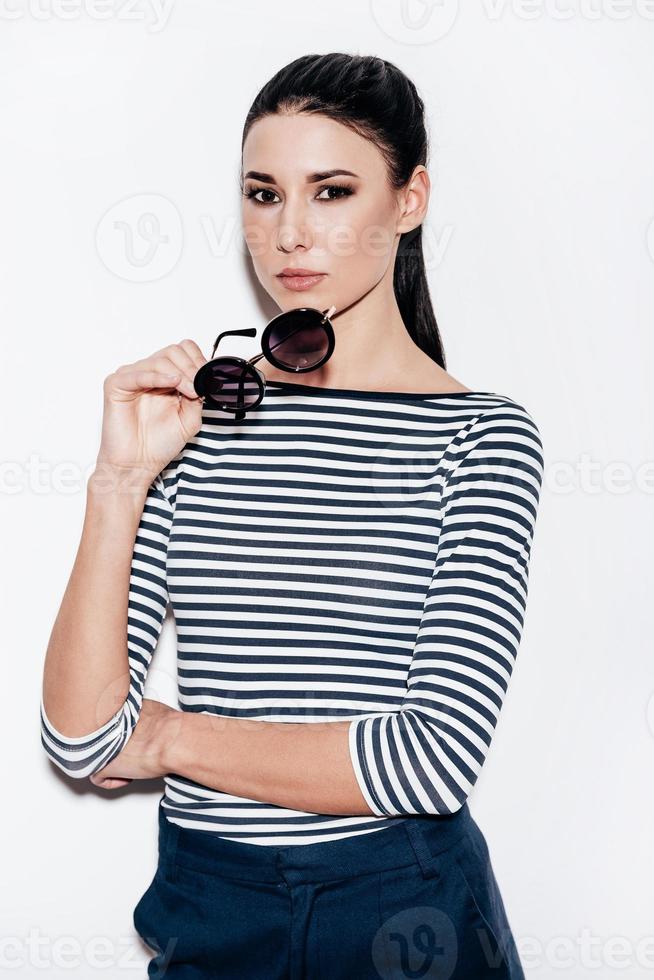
xmin=241 ymin=53 xmax=446 ymax=369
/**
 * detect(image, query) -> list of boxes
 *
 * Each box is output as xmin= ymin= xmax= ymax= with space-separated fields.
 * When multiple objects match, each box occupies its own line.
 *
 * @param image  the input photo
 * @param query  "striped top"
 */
xmin=41 ymin=380 xmax=544 ymax=845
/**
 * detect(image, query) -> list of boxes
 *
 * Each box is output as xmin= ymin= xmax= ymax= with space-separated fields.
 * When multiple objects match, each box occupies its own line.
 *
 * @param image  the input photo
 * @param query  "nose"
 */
xmin=275 ymin=195 xmax=314 ymax=253
xmin=276 ymin=222 xmax=313 ymax=253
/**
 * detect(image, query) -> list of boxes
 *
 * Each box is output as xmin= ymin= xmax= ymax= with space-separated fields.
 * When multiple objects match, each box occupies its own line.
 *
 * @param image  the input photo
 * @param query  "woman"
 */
xmin=40 ymin=53 xmax=543 ymax=978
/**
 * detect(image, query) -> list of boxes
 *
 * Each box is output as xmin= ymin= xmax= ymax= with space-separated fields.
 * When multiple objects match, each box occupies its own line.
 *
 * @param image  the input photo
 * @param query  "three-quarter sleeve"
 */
xmin=40 ymin=469 xmax=176 ymax=779
xmin=348 ymin=403 xmax=544 ymax=816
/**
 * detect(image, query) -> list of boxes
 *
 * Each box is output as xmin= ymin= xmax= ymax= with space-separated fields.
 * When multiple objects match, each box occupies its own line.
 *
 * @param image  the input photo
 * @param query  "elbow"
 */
xmin=40 ymin=697 xmax=127 ymax=779
xmin=40 ymin=734 xmax=104 ymax=779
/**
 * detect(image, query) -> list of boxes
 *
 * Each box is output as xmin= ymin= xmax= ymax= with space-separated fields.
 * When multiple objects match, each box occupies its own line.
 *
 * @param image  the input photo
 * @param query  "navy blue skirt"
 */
xmin=133 ymin=800 xmax=524 ymax=979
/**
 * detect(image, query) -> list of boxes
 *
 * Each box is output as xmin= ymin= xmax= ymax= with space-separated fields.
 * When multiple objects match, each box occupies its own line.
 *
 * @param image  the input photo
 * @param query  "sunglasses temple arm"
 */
xmin=211 ymin=327 xmax=258 ymax=360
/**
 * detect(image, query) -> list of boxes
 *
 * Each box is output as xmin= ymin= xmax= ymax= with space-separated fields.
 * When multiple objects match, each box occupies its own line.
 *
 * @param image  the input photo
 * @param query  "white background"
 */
xmin=2 ymin=1 xmax=653 ymax=976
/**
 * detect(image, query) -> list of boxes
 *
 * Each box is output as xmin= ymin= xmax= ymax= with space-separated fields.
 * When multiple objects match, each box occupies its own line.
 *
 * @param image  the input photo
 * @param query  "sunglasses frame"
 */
xmin=193 ymin=306 xmax=336 ymax=420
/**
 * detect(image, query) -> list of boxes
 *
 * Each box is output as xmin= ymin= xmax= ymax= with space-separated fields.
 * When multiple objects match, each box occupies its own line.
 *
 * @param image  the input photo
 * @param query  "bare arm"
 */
xmin=40 ymin=339 xmax=208 ymax=778
xmin=41 ymin=470 xmax=156 ymax=738
xmin=162 ymin=714 xmax=374 ymax=816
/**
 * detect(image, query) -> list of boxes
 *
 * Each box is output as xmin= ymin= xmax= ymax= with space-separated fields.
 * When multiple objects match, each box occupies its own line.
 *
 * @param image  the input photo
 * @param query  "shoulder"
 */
xmin=471 ymin=394 xmax=543 ymax=452
xmin=448 ymin=393 xmax=545 ymax=494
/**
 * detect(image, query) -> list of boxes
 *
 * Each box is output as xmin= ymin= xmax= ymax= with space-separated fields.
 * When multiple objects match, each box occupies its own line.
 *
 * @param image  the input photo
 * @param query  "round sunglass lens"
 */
xmin=265 ymin=310 xmax=330 ymax=370
xmin=201 ymin=362 xmax=261 ymax=410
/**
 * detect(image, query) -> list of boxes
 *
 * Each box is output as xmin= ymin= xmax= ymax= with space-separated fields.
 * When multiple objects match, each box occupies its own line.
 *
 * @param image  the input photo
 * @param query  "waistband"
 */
xmin=156 ymin=801 xmax=474 ymax=887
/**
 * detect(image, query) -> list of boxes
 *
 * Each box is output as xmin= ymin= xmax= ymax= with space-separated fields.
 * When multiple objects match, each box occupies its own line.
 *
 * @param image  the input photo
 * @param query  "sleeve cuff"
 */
xmin=347 ymin=717 xmax=390 ymax=817
xmin=41 ymin=694 xmax=124 ymax=743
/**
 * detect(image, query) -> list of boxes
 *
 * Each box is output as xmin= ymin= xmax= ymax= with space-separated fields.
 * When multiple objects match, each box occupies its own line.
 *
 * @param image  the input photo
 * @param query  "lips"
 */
xmin=277 ymin=267 xmax=326 ymax=277
xmin=276 ymin=269 xmax=327 ymax=291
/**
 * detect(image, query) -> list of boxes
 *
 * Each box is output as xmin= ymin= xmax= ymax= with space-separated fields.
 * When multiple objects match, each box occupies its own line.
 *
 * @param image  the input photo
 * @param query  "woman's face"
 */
xmin=240 ymin=112 xmax=410 ymax=315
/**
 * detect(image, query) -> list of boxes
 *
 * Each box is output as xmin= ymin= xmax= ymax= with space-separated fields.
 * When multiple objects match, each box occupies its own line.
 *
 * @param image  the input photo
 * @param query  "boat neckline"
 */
xmin=263 ymin=380 xmax=496 ymax=400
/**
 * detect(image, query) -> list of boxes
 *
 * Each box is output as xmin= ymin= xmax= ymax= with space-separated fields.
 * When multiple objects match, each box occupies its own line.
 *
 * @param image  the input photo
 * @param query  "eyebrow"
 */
xmin=243 ymin=169 xmax=360 ymax=183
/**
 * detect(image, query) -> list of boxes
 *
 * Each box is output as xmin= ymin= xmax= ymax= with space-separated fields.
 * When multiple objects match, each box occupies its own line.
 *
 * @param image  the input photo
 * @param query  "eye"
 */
xmin=243 ymin=186 xmax=280 ymax=206
xmin=315 ymin=183 xmax=355 ymax=201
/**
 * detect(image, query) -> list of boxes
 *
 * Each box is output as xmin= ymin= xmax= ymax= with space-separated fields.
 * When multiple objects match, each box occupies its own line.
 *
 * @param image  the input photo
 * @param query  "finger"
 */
xmin=178 ymin=390 xmax=205 ymax=435
xmin=151 ymin=355 xmax=200 ymax=400
xmin=111 ymin=368 xmax=192 ymax=397
xmin=90 ymin=772 xmax=132 ymax=788
xmin=177 ymin=338 xmax=209 ymax=370
xmin=156 ymin=340 xmax=206 ymax=383
xmin=136 ymin=338 xmax=206 ymax=369
xmin=100 ymin=778 xmax=132 ymax=789
xmin=161 ymin=343 xmax=208 ymax=397
xmin=129 ymin=362 xmax=197 ymax=400
xmin=115 ymin=342 xmax=208 ymax=399
xmin=116 ymin=344 xmax=201 ymax=380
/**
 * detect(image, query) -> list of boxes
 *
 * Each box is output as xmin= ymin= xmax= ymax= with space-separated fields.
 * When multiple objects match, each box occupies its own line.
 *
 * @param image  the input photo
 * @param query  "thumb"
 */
xmin=178 ymin=392 xmax=205 ymax=433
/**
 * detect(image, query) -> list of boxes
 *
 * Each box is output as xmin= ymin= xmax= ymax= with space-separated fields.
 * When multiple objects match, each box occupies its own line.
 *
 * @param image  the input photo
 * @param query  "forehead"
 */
xmin=242 ymin=112 xmax=385 ymax=179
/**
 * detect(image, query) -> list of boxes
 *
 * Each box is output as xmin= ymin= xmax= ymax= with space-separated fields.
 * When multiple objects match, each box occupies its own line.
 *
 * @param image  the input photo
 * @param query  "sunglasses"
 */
xmin=193 ymin=305 xmax=337 ymax=420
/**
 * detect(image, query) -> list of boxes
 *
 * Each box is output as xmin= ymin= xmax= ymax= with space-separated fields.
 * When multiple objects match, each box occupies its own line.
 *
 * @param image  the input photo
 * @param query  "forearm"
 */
xmin=41 ymin=467 xmax=153 ymax=738
xmin=164 ymin=713 xmax=375 ymax=816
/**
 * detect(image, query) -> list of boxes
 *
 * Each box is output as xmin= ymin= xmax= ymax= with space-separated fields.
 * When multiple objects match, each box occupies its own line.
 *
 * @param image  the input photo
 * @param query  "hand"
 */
xmin=93 ymin=340 xmax=208 ymax=489
xmin=89 ymin=698 xmax=184 ymax=790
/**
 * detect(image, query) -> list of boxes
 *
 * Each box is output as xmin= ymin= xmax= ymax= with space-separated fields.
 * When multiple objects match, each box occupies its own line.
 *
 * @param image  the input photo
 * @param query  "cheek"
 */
xmin=241 ymin=206 xmax=277 ymax=268
xmin=322 ymin=212 xmax=395 ymax=304
xmin=323 ymin=199 xmax=396 ymax=271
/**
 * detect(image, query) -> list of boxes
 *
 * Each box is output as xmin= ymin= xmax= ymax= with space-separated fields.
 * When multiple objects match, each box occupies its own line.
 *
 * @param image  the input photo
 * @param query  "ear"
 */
xmin=397 ymin=165 xmax=430 ymax=235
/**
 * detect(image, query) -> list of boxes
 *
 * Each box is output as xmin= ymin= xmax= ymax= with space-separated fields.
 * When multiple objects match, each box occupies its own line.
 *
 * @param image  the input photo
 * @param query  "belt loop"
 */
xmin=403 ymin=818 xmax=441 ymax=880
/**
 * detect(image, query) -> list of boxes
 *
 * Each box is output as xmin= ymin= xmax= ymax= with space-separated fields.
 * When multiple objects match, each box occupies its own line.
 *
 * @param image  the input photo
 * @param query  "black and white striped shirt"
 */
xmin=41 ymin=381 xmax=544 ymax=845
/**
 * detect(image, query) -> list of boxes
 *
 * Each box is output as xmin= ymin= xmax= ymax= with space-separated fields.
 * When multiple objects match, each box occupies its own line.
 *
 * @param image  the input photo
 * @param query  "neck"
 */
xmin=293 ymin=269 xmax=433 ymax=391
